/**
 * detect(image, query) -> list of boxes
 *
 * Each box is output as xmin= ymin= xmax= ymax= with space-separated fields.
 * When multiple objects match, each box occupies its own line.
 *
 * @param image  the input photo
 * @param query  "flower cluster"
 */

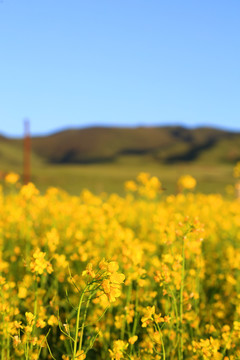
xmin=30 ymin=248 xmax=53 ymax=275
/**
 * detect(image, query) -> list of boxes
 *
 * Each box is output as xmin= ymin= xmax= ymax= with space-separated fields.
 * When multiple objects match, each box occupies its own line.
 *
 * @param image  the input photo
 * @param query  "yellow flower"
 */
xmin=18 ymin=286 xmax=27 ymax=299
xmin=101 ymin=262 xmax=125 ymax=303
xmin=102 ymin=279 xmax=122 ymax=302
xmin=110 ymin=272 xmax=125 ymax=284
xmin=141 ymin=306 xmax=155 ymax=327
xmin=137 ymin=172 xmax=150 ymax=185
xmin=109 ymin=340 xmax=128 ymax=360
xmin=107 ymin=261 xmax=119 ymax=273
xmin=125 ymin=180 xmax=137 ymax=192
xmin=5 ymin=172 xmax=20 ymax=184
xmin=25 ymin=312 xmax=35 ymax=325
xmin=36 ymin=319 xmax=46 ymax=328
xmin=75 ymin=350 xmax=86 ymax=360
xmin=54 ymin=254 xmax=68 ymax=268
xmin=20 ymin=182 xmax=39 ymax=199
xmin=13 ymin=335 xmax=21 ymax=346
xmin=48 ymin=315 xmax=58 ymax=326
xmin=99 ymin=258 xmax=108 ymax=270
xmin=30 ymin=248 xmax=53 ymax=275
xmin=128 ymin=335 xmax=138 ymax=345
xmin=177 ymin=175 xmax=197 ymax=191
xmin=82 ymin=263 xmax=96 ymax=278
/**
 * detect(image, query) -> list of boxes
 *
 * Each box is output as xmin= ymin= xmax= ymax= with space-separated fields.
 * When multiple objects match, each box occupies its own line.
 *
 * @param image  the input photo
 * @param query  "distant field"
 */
xmin=0 ymin=126 xmax=238 ymax=195
xmin=0 ymin=154 xmax=235 ymax=196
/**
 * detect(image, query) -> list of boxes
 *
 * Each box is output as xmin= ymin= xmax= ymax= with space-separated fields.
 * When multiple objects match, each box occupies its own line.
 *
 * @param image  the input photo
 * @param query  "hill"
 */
xmin=0 ymin=126 xmax=239 ymax=195
xmin=17 ymin=126 xmax=240 ymax=164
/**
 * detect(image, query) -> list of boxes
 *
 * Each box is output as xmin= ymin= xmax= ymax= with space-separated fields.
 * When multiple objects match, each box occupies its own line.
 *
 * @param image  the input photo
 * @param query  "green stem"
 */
xmin=1 ymin=340 xmax=4 ymax=360
xmin=1 ymin=290 xmax=5 ymax=360
xmin=25 ymin=337 xmax=29 ymax=360
xmin=72 ymin=287 xmax=87 ymax=360
xmin=130 ymin=284 xmax=139 ymax=354
xmin=169 ymin=287 xmax=181 ymax=357
xmin=30 ymin=280 xmax=38 ymax=355
xmin=179 ymin=236 xmax=185 ymax=360
xmin=78 ymin=295 xmax=91 ymax=353
xmin=221 ymin=328 xmax=234 ymax=359
xmin=156 ymin=323 xmax=166 ymax=360
xmin=6 ymin=336 xmax=9 ymax=360
xmin=121 ymin=282 xmax=132 ymax=340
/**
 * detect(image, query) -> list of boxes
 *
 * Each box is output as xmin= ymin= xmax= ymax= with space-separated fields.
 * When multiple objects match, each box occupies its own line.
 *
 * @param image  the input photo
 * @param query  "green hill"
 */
xmin=0 ymin=126 xmax=239 ymax=195
xmin=22 ymin=126 xmax=240 ymax=164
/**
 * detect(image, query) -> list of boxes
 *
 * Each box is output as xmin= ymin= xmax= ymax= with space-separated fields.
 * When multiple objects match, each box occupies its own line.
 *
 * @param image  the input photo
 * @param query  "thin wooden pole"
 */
xmin=23 ymin=119 xmax=31 ymax=184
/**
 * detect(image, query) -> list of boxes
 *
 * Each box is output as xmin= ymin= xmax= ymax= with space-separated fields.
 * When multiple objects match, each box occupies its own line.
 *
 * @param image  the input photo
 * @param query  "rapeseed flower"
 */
xmin=177 ymin=174 xmax=197 ymax=191
xmin=5 ymin=172 xmax=19 ymax=184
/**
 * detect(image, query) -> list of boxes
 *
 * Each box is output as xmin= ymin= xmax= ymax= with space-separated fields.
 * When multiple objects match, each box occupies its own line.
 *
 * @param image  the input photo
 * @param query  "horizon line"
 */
xmin=1 ymin=122 xmax=240 ymax=139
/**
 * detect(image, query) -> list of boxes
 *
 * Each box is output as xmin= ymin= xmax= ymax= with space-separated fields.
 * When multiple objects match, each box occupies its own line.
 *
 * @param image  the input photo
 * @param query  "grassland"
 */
xmin=0 ymin=126 xmax=239 ymax=195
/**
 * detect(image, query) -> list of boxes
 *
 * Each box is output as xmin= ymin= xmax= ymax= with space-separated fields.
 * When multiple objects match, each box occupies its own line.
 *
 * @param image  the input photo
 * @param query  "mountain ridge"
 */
xmin=1 ymin=125 xmax=240 ymax=165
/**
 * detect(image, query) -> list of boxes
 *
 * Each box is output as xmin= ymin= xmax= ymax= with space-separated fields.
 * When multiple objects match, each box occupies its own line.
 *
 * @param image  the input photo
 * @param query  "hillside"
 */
xmin=7 ymin=125 xmax=239 ymax=165
xmin=0 ymin=126 xmax=239 ymax=195
xmin=1 ymin=126 xmax=240 ymax=166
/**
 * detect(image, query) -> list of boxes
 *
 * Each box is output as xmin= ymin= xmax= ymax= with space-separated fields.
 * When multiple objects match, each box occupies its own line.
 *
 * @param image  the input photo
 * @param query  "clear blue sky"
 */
xmin=0 ymin=0 xmax=240 ymax=137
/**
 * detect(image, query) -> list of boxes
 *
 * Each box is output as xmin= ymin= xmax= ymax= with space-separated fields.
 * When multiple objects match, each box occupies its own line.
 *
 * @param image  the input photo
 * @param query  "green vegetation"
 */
xmin=0 ymin=126 xmax=239 ymax=195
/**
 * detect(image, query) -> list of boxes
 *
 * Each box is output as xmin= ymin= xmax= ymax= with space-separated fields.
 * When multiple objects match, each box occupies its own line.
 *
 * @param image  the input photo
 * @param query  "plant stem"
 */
xmin=121 ymin=282 xmax=132 ymax=340
xmin=156 ymin=323 xmax=166 ymax=360
xmin=30 ymin=279 xmax=38 ymax=355
xmin=72 ymin=287 xmax=86 ymax=360
xmin=78 ymin=295 xmax=91 ymax=353
xmin=179 ymin=236 xmax=185 ymax=360
xmin=130 ymin=284 xmax=139 ymax=355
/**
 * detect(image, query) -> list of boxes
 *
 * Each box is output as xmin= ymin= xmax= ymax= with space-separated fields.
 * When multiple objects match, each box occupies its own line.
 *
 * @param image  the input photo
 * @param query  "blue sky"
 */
xmin=0 ymin=0 xmax=240 ymax=137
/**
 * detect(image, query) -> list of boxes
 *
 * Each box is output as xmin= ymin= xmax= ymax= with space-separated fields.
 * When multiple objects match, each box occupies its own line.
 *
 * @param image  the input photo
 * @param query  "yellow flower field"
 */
xmin=1 ymin=172 xmax=240 ymax=359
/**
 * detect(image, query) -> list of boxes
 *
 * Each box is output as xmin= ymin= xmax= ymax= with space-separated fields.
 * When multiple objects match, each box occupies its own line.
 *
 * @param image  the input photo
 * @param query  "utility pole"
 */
xmin=23 ymin=119 xmax=31 ymax=184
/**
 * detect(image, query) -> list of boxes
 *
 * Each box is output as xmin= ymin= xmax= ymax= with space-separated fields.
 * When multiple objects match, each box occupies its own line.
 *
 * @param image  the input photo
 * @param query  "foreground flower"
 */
xmin=109 ymin=340 xmax=128 ymax=360
xmin=141 ymin=306 xmax=155 ymax=327
xmin=100 ymin=260 xmax=125 ymax=302
xmin=129 ymin=335 xmax=138 ymax=345
xmin=75 ymin=350 xmax=86 ymax=360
